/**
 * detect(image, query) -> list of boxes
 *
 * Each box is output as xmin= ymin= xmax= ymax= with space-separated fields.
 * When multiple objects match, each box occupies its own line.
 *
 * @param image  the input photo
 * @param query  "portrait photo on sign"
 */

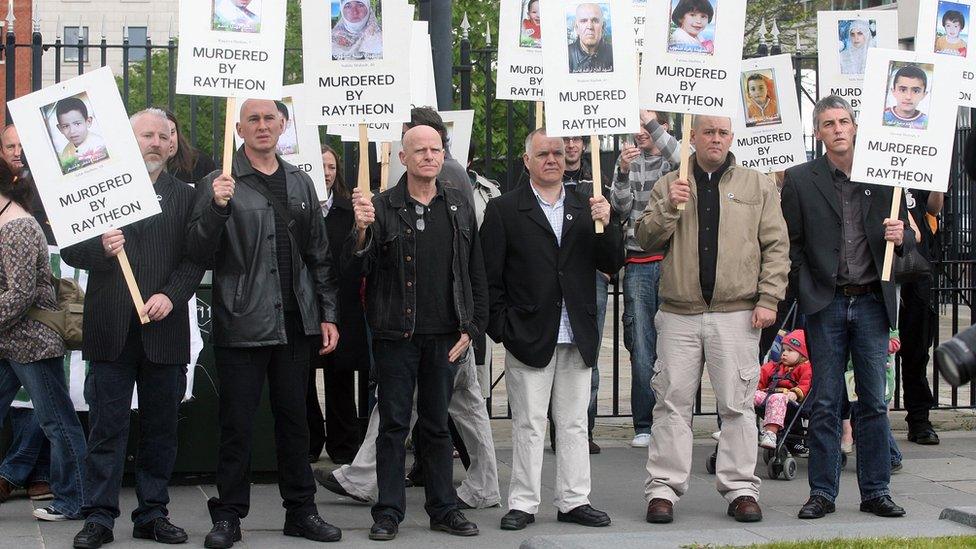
xmin=212 ymin=0 xmax=263 ymax=34
xmin=741 ymin=69 xmax=781 ymax=127
xmin=276 ymin=98 xmax=299 ymax=156
xmin=837 ymin=19 xmax=877 ymax=75
xmin=567 ymin=2 xmax=614 ymax=74
xmin=332 ymin=0 xmax=383 ymax=61
xmin=41 ymin=92 xmax=110 ymax=176
xmin=934 ymin=1 xmax=969 ymax=56
xmin=521 ymin=0 xmax=542 ymax=48
xmin=882 ymin=61 xmax=934 ymax=131
xmin=668 ymin=0 xmax=717 ymax=55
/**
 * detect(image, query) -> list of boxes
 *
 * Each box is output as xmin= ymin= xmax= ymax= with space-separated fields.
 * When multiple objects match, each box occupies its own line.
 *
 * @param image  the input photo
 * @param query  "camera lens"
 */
xmin=934 ymin=324 xmax=976 ymax=388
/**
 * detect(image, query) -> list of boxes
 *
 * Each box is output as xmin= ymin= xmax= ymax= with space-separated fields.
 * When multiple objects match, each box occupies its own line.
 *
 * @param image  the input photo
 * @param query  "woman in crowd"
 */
xmin=164 ymin=109 xmax=216 ymax=185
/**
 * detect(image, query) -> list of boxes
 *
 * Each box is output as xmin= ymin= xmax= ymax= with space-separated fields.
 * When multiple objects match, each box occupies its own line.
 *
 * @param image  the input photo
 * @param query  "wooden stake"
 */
xmin=535 ymin=101 xmax=544 ymax=129
xmin=676 ymin=112 xmax=693 ymax=211
xmin=881 ymin=187 xmax=903 ymax=282
xmin=358 ymin=124 xmax=372 ymax=199
xmin=590 ymin=134 xmax=604 ymax=234
xmin=118 ymin=249 xmax=149 ymax=325
xmin=222 ymin=97 xmax=237 ymax=175
xmin=379 ymin=142 xmax=391 ymax=192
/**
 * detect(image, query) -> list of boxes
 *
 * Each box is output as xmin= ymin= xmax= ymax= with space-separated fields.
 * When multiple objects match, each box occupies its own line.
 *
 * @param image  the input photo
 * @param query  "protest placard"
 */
xmin=384 ymin=110 xmax=475 ymax=187
xmin=731 ymin=54 xmax=807 ymax=173
xmin=817 ymin=10 xmax=898 ymax=119
xmin=633 ymin=0 xmax=648 ymax=52
xmin=176 ymin=0 xmax=286 ymax=99
xmin=915 ymin=0 xmax=976 ymax=107
xmin=497 ymin=0 xmax=546 ymax=101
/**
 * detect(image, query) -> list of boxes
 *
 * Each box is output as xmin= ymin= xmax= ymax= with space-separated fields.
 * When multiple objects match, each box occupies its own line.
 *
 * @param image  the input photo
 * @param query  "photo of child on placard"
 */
xmin=42 ymin=92 xmax=110 ymax=175
xmin=521 ymin=0 xmax=542 ymax=48
xmin=668 ymin=0 xmax=716 ymax=55
xmin=838 ymin=19 xmax=877 ymax=75
xmin=935 ymin=2 xmax=969 ymax=56
xmin=212 ymin=0 xmax=262 ymax=33
xmin=332 ymin=0 xmax=383 ymax=61
xmin=567 ymin=2 xmax=614 ymax=74
xmin=742 ymin=70 xmax=781 ymax=127
xmin=882 ymin=62 xmax=934 ymax=131
xmin=275 ymin=98 xmax=299 ymax=156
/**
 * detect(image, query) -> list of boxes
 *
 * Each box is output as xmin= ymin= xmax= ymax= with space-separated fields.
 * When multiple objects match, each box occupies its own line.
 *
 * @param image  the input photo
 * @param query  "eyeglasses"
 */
xmin=414 ymin=204 xmax=426 ymax=232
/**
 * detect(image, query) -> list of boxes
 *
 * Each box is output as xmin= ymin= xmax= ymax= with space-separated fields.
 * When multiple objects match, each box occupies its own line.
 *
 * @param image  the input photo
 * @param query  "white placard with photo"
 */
xmin=384 ymin=110 xmax=475 ymax=187
xmin=632 ymin=0 xmax=648 ymax=51
xmin=915 ymin=0 xmax=976 ymax=107
xmin=851 ymin=48 xmax=961 ymax=193
xmin=731 ymin=54 xmax=807 ymax=173
xmin=540 ymin=0 xmax=640 ymax=137
xmin=302 ymin=0 xmax=413 ymax=125
xmin=8 ymin=67 xmax=161 ymax=248
xmin=817 ymin=10 xmax=898 ymax=119
xmin=176 ymin=0 xmax=287 ymax=99
xmin=639 ymin=0 xmax=746 ymax=116
xmin=496 ymin=0 xmax=545 ymax=101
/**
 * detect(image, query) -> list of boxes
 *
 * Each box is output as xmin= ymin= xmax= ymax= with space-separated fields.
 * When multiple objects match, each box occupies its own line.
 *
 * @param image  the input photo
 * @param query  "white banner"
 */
xmin=915 ymin=0 xmax=976 ymax=107
xmin=496 ymin=0 xmax=546 ymax=101
xmin=632 ymin=0 xmax=647 ymax=51
xmin=384 ymin=110 xmax=475 ymax=187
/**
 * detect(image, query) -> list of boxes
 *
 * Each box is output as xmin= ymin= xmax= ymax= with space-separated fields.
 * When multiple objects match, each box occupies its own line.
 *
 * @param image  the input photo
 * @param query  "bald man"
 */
xmin=187 ymin=99 xmax=342 ymax=547
xmin=349 ymin=125 xmax=487 ymax=541
xmin=568 ymin=3 xmax=613 ymax=73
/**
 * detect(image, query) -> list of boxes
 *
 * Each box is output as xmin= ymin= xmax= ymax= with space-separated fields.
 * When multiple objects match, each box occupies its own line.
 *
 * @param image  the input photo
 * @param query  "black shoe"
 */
xmin=798 ymin=496 xmax=835 ymax=519
xmin=891 ymin=461 xmax=903 ymax=473
xmin=314 ymin=469 xmax=369 ymax=503
xmin=556 ymin=504 xmax=611 ymax=527
xmin=369 ymin=516 xmax=399 ymax=541
xmin=73 ymin=522 xmax=114 ymax=549
xmin=330 ymin=455 xmax=354 ymax=466
xmin=133 ymin=517 xmax=188 ymax=544
xmin=790 ymin=442 xmax=810 ymax=458
xmin=908 ymin=425 xmax=940 ymax=445
xmin=430 ymin=510 xmax=479 ymax=536
xmin=283 ymin=513 xmax=342 ymax=542
xmin=588 ymin=440 xmax=602 ymax=455
xmin=456 ymin=496 xmax=474 ymax=510
xmin=500 ymin=510 xmax=535 ymax=530
xmin=860 ymin=495 xmax=906 ymax=517
xmin=204 ymin=521 xmax=241 ymax=549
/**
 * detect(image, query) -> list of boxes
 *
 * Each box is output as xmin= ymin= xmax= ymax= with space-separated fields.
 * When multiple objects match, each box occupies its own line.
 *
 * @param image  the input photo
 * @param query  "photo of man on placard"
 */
xmin=742 ymin=69 xmax=781 ymax=127
xmin=276 ymin=98 xmax=300 ymax=156
xmin=935 ymin=1 xmax=969 ymax=56
xmin=212 ymin=0 xmax=262 ymax=34
xmin=567 ymin=2 xmax=614 ymax=73
xmin=882 ymin=62 xmax=933 ymax=131
xmin=838 ymin=19 xmax=877 ymax=75
xmin=332 ymin=0 xmax=384 ymax=61
xmin=42 ymin=92 xmax=110 ymax=175
xmin=521 ymin=0 xmax=542 ymax=48
xmin=668 ymin=0 xmax=716 ymax=55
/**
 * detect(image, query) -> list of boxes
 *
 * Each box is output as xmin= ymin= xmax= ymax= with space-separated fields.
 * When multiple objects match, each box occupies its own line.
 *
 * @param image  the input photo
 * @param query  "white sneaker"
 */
xmin=631 ymin=433 xmax=652 ymax=447
xmin=711 ymin=431 xmax=721 ymax=442
xmin=33 ymin=506 xmax=69 ymax=521
xmin=758 ymin=430 xmax=777 ymax=450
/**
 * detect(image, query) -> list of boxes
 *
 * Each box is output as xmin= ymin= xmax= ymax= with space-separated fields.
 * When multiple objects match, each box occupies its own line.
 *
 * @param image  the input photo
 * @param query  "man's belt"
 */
xmin=837 ymin=282 xmax=879 ymax=297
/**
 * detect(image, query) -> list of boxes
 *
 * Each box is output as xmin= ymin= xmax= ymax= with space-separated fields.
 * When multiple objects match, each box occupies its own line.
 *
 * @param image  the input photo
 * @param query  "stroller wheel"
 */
xmin=766 ymin=457 xmax=782 ymax=480
xmin=782 ymin=457 xmax=797 ymax=480
xmin=706 ymin=451 xmax=717 ymax=474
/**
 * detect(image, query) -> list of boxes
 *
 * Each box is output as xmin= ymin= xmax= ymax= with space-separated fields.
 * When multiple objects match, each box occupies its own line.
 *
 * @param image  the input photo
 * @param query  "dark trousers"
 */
xmin=306 ymin=364 xmax=364 ymax=462
xmin=372 ymin=334 xmax=458 ymax=523
xmin=898 ymin=281 xmax=937 ymax=428
xmin=209 ymin=314 xmax=317 ymax=523
xmin=82 ymin=329 xmax=185 ymax=529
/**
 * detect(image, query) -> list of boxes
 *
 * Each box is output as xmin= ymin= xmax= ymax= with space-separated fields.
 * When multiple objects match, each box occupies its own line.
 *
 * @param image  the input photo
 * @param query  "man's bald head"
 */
xmin=1 ymin=125 xmax=23 ymax=171
xmin=399 ymin=125 xmax=444 ymax=182
xmin=238 ymin=99 xmax=284 ymax=154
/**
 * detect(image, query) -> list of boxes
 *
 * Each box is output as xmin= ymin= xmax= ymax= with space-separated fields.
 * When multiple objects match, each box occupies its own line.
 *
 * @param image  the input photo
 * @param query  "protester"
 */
xmin=164 ymin=110 xmax=217 ymax=186
xmin=481 ymin=127 xmax=621 ymax=531
xmin=780 ymin=95 xmax=912 ymax=520
xmin=611 ymin=110 xmax=679 ymax=449
xmin=188 ymin=99 xmax=342 ymax=547
xmin=755 ymin=330 xmax=812 ymax=450
xmin=61 ymin=108 xmax=204 ymax=548
xmin=402 ymin=107 xmax=474 ymax=206
xmin=0 ymin=160 xmax=87 ymax=522
xmin=637 ymin=115 xmax=788 ymax=524
xmin=348 ymin=125 xmax=486 ymax=541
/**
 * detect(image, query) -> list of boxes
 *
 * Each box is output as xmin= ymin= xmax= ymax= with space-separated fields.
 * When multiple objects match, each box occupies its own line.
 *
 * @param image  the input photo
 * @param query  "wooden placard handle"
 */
xmin=881 ymin=187 xmax=903 ymax=282
xmin=535 ymin=102 xmax=544 ymax=130
xmin=590 ymin=134 xmax=604 ymax=234
xmin=358 ymin=124 xmax=372 ymax=199
xmin=222 ymin=97 xmax=237 ymax=175
xmin=379 ymin=142 xmax=391 ymax=192
xmin=117 ymin=249 xmax=149 ymax=325
xmin=676 ymin=113 xmax=693 ymax=211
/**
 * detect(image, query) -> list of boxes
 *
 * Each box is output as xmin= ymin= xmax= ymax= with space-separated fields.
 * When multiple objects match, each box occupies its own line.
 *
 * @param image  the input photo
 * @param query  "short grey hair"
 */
xmin=524 ymin=127 xmax=545 ymax=156
xmin=691 ymin=114 xmax=731 ymax=130
xmin=812 ymin=95 xmax=856 ymax=129
xmin=129 ymin=107 xmax=170 ymax=126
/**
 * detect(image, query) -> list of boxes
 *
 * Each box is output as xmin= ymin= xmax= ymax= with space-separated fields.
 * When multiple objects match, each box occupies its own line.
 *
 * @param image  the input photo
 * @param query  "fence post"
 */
xmin=31 ymin=18 xmax=41 ymax=92
xmin=145 ymin=33 xmax=153 ymax=107
xmin=457 ymin=13 xmax=471 ymax=111
xmin=168 ymin=36 xmax=176 ymax=110
xmin=5 ymin=17 xmax=16 ymax=123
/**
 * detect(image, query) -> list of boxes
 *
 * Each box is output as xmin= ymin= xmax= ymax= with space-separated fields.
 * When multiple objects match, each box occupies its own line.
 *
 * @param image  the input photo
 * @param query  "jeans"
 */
xmin=622 ymin=261 xmax=660 ymax=435
xmin=82 ymin=328 xmax=186 ymax=529
xmin=589 ymin=273 xmax=609 ymax=437
xmin=806 ymin=292 xmax=892 ymax=503
xmin=372 ymin=334 xmax=458 ymax=523
xmin=0 ymin=356 xmax=87 ymax=518
xmin=850 ymin=400 xmax=902 ymax=465
xmin=0 ymin=407 xmax=51 ymax=487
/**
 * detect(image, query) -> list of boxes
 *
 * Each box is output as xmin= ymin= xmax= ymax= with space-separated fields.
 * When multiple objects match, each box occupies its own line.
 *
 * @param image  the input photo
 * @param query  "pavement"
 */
xmin=2 ymin=422 xmax=975 ymax=549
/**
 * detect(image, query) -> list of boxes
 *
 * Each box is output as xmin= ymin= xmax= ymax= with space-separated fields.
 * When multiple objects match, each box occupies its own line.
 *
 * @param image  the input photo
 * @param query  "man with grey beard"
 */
xmin=63 ymin=108 xmax=206 ymax=548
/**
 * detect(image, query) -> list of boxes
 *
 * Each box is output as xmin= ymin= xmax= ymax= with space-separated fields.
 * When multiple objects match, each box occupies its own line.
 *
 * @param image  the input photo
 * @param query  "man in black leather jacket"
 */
xmin=187 ymin=99 xmax=341 ymax=547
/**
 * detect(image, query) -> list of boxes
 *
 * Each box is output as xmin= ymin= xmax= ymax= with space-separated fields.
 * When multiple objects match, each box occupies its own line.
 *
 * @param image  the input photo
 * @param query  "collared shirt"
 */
xmin=694 ymin=156 xmax=731 ymax=305
xmin=405 ymin=183 xmax=458 ymax=335
xmin=530 ymin=184 xmax=574 ymax=344
xmin=828 ymin=159 xmax=878 ymax=286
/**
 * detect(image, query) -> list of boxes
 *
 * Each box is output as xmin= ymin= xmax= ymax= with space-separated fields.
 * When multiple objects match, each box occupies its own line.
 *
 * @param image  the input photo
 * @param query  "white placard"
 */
xmin=633 ymin=0 xmax=647 ymax=51
xmin=234 ymin=87 xmax=328 ymax=201
xmin=496 ymin=0 xmax=545 ymax=101
xmin=540 ymin=0 xmax=640 ymax=137
xmin=731 ymin=54 xmax=808 ymax=173
xmin=384 ymin=110 xmax=475 ymax=187
xmin=302 ymin=0 xmax=413 ymax=125
xmin=851 ymin=48 xmax=961 ymax=193
xmin=8 ymin=67 xmax=161 ymax=248
xmin=639 ymin=0 xmax=747 ymax=116
xmin=176 ymin=0 xmax=286 ymax=99
xmin=915 ymin=0 xmax=976 ymax=107
xmin=816 ymin=10 xmax=898 ymax=119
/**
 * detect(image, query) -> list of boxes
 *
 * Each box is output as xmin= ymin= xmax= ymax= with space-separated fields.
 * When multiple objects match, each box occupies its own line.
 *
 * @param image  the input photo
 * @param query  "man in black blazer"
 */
xmin=781 ymin=95 xmax=913 ymax=520
xmin=480 ymin=128 xmax=621 ymax=531
xmin=62 ymin=109 xmax=205 ymax=549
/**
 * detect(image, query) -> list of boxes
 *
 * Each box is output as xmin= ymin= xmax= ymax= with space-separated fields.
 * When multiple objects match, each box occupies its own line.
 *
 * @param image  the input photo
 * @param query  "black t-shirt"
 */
xmin=256 ymin=164 xmax=299 ymax=311
xmin=408 ymin=188 xmax=458 ymax=335
xmin=905 ymin=189 xmax=935 ymax=261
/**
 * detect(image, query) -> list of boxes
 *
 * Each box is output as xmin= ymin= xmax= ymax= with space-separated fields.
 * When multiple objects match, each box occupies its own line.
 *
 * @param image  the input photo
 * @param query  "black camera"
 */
xmin=934 ymin=324 xmax=976 ymax=388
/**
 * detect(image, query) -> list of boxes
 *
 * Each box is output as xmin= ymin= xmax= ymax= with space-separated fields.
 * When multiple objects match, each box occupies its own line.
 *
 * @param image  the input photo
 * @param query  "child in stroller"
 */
xmin=755 ymin=329 xmax=812 ymax=450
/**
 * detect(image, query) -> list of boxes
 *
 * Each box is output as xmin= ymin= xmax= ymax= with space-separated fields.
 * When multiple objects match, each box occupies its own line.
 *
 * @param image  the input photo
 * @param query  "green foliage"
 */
xmin=718 ymin=535 xmax=976 ymax=549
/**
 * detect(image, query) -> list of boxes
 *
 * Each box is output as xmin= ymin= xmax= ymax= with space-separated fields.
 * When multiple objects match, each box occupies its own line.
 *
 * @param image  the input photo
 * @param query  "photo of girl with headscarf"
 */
xmin=520 ymin=0 xmax=542 ymax=48
xmin=742 ymin=70 xmax=781 ymax=128
xmin=838 ymin=19 xmax=876 ymax=76
xmin=332 ymin=0 xmax=383 ymax=61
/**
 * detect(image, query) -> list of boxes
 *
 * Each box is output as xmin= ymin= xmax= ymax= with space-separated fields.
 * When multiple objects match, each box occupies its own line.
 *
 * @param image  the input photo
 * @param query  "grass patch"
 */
xmin=685 ymin=536 xmax=976 ymax=549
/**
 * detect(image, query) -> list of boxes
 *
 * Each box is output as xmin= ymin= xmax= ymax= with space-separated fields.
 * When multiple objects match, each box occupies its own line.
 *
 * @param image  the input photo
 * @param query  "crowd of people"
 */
xmin=0 ymin=94 xmax=948 ymax=547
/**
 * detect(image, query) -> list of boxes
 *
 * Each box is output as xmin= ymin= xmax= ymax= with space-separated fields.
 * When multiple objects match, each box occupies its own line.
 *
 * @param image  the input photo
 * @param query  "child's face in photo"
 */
xmin=780 ymin=347 xmax=802 ymax=366
xmin=892 ymin=76 xmax=927 ymax=115
xmin=849 ymin=27 xmax=866 ymax=47
xmin=57 ymin=110 xmax=91 ymax=146
xmin=748 ymin=79 xmax=769 ymax=102
xmin=680 ymin=10 xmax=709 ymax=37
xmin=528 ymin=1 xmax=539 ymax=24
xmin=945 ymin=19 xmax=962 ymax=38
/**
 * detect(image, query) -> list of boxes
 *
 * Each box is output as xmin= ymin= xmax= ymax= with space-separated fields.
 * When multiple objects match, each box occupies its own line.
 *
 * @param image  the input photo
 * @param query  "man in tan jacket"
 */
xmin=635 ymin=115 xmax=789 ymax=524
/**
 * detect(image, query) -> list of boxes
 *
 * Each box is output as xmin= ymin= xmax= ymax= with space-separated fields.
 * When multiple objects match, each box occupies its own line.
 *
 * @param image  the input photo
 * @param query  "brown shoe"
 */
xmin=27 ymin=481 xmax=53 ymax=501
xmin=645 ymin=498 xmax=674 ymax=523
xmin=0 ymin=477 xmax=12 ymax=503
xmin=727 ymin=496 xmax=762 ymax=522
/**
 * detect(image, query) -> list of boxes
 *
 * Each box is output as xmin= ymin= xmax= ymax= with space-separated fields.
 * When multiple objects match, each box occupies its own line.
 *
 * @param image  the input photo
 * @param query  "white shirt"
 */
xmin=530 ymin=184 xmax=574 ymax=345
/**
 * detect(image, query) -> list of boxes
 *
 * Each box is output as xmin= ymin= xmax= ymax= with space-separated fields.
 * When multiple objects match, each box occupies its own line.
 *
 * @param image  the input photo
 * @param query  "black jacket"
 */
xmin=480 ymin=181 xmax=623 ymax=369
xmin=781 ymin=155 xmax=915 ymax=328
xmin=61 ymin=172 xmax=205 ymax=364
xmin=322 ymin=195 xmax=368 ymax=372
xmin=187 ymin=149 xmax=338 ymax=347
xmin=345 ymin=177 xmax=488 ymax=343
